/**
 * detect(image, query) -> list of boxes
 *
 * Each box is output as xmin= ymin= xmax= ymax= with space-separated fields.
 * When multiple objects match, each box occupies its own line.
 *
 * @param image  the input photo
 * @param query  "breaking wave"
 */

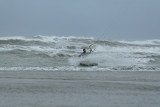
xmin=0 ymin=35 xmax=160 ymax=71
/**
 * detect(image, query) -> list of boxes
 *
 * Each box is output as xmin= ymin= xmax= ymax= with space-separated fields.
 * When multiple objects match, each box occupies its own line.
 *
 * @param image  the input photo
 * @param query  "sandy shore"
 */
xmin=0 ymin=71 xmax=160 ymax=107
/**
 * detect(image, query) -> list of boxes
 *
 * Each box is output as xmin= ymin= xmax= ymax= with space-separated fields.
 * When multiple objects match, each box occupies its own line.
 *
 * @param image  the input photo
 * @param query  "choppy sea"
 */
xmin=0 ymin=35 xmax=160 ymax=71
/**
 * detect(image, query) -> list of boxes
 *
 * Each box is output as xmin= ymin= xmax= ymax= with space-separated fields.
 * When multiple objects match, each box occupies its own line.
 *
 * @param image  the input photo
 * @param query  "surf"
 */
xmin=0 ymin=35 xmax=160 ymax=71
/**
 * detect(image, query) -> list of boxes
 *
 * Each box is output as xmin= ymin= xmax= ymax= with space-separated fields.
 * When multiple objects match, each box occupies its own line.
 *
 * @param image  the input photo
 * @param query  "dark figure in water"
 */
xmin=79 ymin=49 xmax=91 ymax=57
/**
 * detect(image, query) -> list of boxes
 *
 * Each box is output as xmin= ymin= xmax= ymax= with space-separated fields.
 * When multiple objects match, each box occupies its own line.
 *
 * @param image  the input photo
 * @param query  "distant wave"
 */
xmin=119 ymin=39 xmax=160 ymax=46
xmin=1 ymin=35 xmax=160 ymax=46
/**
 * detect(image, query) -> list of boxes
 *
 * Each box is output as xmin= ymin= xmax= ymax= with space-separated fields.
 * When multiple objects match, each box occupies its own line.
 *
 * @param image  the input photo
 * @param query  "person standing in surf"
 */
xmin=79 ymin=48 xmax=92 ymax=57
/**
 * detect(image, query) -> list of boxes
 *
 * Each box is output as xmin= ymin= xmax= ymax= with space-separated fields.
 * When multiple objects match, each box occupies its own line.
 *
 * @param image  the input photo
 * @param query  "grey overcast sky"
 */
xmin=0 ymin=0 xmax=160 ymax=40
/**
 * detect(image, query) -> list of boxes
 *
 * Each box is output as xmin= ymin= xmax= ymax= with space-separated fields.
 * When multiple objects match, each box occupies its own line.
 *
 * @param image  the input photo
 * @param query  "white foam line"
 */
xmin=0 ymin=66 xmax=159 ymax=72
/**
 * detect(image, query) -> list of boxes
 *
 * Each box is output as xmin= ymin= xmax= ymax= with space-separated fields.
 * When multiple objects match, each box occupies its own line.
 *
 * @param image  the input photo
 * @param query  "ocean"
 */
xmin=0 ymin=35 xmax=160 ymax=71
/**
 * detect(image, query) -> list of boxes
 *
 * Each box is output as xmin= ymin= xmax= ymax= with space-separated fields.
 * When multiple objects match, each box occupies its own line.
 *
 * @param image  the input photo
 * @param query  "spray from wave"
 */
xmin=0 ymin=35 xmax=160 ymax=71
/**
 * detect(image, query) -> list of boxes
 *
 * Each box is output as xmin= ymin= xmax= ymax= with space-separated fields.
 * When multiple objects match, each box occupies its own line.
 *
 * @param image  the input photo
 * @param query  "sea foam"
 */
xmin=0 ymin=35 xmax=160 ymax=71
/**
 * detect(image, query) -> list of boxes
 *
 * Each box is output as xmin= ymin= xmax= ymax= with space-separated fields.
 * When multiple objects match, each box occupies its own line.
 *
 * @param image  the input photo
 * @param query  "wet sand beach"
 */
xmin=0 ymin=71 xmax=160 ymax=107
